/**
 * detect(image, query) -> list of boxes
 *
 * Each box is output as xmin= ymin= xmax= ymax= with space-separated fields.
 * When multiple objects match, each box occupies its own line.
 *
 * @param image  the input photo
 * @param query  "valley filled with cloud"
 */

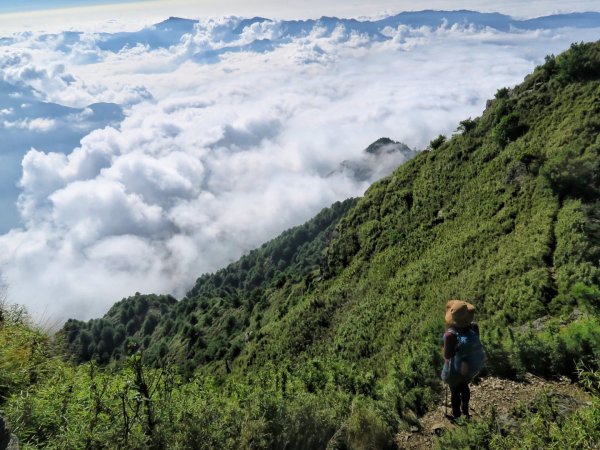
xmin=0 ymin=11 xmax=599 ymax=321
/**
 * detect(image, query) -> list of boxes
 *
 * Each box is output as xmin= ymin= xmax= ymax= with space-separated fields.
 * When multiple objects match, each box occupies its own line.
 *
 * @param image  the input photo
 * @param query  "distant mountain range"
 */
xmin=20 ymin=11 xmax=600 ymax=55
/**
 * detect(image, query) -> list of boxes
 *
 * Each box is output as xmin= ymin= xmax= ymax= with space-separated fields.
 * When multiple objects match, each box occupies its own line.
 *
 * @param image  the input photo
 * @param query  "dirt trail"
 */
xmin=396 ymin=374 xmax=591 ymax=449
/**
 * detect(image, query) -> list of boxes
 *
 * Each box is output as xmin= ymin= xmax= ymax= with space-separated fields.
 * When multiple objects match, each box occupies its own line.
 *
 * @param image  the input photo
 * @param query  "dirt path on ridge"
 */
xmin=395 ymin=374 xmax=592 ymax=449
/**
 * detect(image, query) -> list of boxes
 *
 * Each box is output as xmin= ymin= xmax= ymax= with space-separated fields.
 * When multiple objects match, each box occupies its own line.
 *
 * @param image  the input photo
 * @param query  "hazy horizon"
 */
xmin=1 ymin=1 xmax=600 ymax=32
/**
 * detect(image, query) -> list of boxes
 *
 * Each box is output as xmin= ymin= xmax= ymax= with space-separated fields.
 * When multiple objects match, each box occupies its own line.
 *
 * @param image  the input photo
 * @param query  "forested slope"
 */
xmin=2 ymin=42 xmax=599 ymax=449
xmin=62 ymin=198 xmax=357 ymax=373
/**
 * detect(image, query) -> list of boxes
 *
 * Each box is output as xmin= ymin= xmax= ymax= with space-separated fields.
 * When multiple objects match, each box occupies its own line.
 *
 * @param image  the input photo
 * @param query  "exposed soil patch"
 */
xmin=396 ymin=374 xmax=591 ymax=449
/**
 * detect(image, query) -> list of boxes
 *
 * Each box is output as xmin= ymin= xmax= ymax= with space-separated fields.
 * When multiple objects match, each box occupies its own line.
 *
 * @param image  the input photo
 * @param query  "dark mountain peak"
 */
xmin=328 ymin=138 xmax=416 ymax=182
xmin=364 ymin=137 xmax=411 ymax=155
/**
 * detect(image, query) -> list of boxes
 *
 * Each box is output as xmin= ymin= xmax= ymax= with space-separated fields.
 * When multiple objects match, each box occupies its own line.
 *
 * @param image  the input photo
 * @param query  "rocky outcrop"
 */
xmin=329 ymin=137 xmax=417 ymax=182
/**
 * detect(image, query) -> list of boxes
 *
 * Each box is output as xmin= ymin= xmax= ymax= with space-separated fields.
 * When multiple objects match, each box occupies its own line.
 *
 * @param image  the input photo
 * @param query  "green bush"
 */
xmin=429 ymin=134 xmax=447 ymax=150
xmin=556 ymin=42 xmax=600 ymax=83
xmin=492 ymin=112 xmax=527 ymax=147
xmin=483 ymin=318 xmax=600 ymax=380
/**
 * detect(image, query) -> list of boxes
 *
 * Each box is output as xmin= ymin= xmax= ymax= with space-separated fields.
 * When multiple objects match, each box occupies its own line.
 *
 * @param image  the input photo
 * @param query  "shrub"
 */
xmin=492 ymin=112 xmax=527 ymax=147
xmin=429 ymin=134 xmax=447 ymax=150
xmin=556 ymin=42 xmax=600 ymax=83
xmin=458 ymin=118 xmax=477 ymax=134
xmin=542 ymin=146 xmax=599 ymax=201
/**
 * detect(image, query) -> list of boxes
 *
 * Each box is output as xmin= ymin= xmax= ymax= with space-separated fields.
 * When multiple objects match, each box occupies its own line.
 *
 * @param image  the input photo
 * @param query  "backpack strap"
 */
xmin=444 ymin=327 xmax=459 ymax=358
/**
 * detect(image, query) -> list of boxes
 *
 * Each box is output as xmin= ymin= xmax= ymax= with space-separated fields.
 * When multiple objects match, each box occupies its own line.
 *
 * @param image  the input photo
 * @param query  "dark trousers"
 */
xmin=450 ymin=381 xmax=470 ymax=417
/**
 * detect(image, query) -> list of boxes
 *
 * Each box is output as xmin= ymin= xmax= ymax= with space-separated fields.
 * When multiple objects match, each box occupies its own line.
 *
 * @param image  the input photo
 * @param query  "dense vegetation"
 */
xmin=1 ymin=41 xmax=599 ymax=449
xmin=61 ymin=198 xmax=357 ymax=372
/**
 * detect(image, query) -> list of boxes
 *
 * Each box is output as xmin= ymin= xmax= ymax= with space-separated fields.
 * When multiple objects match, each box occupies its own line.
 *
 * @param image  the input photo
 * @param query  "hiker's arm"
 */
xmin=443 ymin=332 xmax=457 ymax=360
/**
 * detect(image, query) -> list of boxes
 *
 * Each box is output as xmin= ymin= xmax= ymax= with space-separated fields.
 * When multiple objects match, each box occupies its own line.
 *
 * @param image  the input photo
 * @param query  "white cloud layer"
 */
xmin=0 ymin=12 xmax=599 ymax=322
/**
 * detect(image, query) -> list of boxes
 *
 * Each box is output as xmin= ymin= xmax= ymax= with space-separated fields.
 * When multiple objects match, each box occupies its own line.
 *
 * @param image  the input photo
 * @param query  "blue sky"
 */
xmin=0 ymin=0 xmax=140 ymax=13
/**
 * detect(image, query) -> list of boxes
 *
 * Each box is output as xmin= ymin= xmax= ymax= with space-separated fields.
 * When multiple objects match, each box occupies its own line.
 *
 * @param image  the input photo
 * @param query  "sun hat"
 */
xmin=445 ymin=300 xmax=475 ymax=328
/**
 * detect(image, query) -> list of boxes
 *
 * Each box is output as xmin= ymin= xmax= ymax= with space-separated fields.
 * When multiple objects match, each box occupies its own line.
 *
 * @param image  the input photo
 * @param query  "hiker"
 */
xmin=441 ymin=300 xmax=484 ymax=420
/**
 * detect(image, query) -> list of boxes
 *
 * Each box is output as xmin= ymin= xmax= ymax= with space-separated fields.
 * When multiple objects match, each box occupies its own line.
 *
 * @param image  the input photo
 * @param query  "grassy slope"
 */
xmin=244 ymin=42 xmax=600 ymax=380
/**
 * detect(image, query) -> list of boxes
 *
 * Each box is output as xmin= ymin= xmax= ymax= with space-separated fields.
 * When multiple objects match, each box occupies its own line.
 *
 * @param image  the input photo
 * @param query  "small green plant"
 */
xmin=429 ymin=134 xmax=447 ymax=150
xmin=576 ymin=363 xmax=600 ymax=395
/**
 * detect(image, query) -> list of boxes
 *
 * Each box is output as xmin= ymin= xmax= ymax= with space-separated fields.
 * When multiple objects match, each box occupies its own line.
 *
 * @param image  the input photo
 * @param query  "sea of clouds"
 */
xmin=0 ymin=11 xmax=599 ymax=322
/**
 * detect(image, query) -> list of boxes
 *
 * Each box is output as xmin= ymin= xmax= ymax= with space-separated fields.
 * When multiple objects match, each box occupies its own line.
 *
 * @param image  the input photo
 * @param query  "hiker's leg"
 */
xmin=449 ymin=383 xmax=461 ymax=418
xmin=460 ymin=382 xmax=471 ymax=417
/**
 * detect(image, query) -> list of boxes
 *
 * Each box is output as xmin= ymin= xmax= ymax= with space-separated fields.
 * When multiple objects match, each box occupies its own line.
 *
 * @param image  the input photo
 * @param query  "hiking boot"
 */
xmin=446 ymin=414 xmax=460 ymax=423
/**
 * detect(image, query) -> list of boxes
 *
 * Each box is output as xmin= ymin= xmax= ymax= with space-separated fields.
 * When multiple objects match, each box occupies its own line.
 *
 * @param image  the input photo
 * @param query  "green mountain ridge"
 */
xmin=2 ymin=41 xmax=599 ymax=449
xmin=62 ymin=197 xmax=358 ymax=371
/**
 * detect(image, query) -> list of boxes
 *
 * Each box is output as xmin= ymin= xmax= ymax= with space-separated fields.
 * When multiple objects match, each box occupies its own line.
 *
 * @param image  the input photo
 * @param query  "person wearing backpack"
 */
xmin=441 ymin=300 xmax=484 ymax=420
